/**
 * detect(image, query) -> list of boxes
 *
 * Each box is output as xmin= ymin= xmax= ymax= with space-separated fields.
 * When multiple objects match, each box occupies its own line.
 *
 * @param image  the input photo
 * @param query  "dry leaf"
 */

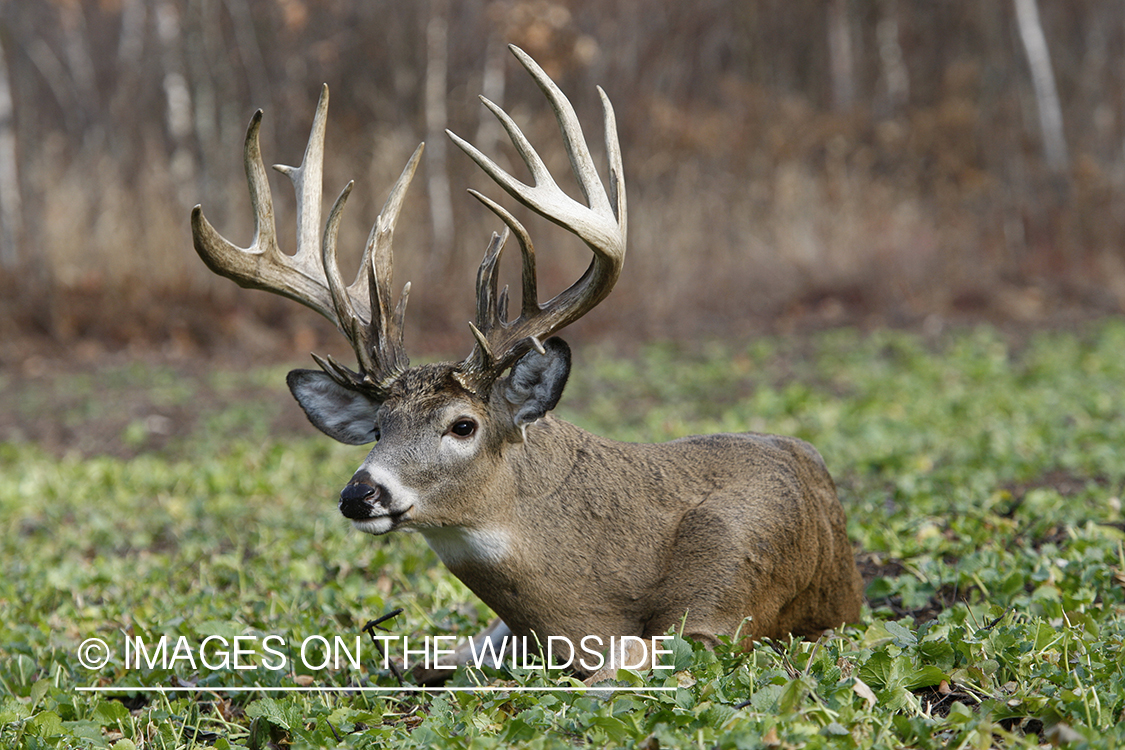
xmin=852 ymin=677 xmax=877 ymax=708
xmin=674 ymin=671 xmax=696 ymax=688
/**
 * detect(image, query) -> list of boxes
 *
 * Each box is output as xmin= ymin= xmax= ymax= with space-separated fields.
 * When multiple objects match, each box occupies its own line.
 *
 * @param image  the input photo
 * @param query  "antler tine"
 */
xmin=457 ymin=192 xmax=548 ymax=382
xmin=359 ymin=143 xmax=424 ymax=381
xmin=192 ymin=85 xmax=421 ymax=397
xmin=448 ymin=45 xmax=627 ymax=389
xmin=192 ymin=96 xmax=336 ymax=322
xmin=469 ymin=190 xmax=539 ymax=321
xmin=321 ymin=180 xmax=375 ymax=379
xmin=461 ymin=237 xmax=502 ymax=377
xmin=476 ymin=228 xmax=506 ymax=331
xmin=597 ymin=86 xmax=628 ymax=236
xmin=273 ymin=85 xmax=333 ymax=300
xmin=509 ymin=46 xmax=615 ymax=219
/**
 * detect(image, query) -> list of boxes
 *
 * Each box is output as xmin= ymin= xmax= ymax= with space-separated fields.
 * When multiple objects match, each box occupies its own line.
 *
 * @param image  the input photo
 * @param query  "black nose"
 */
xmin=339 ymin=482 xmax=379 ymax=519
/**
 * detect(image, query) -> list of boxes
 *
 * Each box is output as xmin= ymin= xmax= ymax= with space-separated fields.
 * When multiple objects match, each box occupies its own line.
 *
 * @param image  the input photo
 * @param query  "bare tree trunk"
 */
xmin=188 ymin=0 xmax=230 ymax=207
xmin=0 ymin=33 xmax=23 ymax=269
xmin=58 ymin=1 xmax=100 ymax=142
xmin=827 ymin=0 xmax=855 ymax=110
xmin=425 ymin=0 xmax=454 ymax=269
xmin=474 ymin=33 xmax=507 ymax=155
xmin=108 ymin=0 xmax=147 ymax=160
xmin=876 ymin=0 xmax=908 ymax=115
xmin=116 ymin=0 xmax=147 ymax=68
xmin=26 ymin=38 xmax=82 ymax=136
xmin=223 ymin=0 xmax=271 ymax=101
xmin=1013 ymin=0 xmax=1068 ymax=173
xmin=156 ymin=0 xmax=197 ymax=202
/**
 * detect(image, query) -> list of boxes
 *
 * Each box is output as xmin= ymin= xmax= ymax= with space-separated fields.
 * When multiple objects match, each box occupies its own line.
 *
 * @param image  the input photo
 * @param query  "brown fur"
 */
xmin=456 ymin=395 xmax=862 ymax=652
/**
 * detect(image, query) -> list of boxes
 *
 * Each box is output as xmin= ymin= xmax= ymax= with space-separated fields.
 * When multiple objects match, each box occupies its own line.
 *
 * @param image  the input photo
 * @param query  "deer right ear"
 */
xmin=286 ymin=369 xmax=382 ymax=445
xmin=504 ymin=337 xmax=571 ymax=429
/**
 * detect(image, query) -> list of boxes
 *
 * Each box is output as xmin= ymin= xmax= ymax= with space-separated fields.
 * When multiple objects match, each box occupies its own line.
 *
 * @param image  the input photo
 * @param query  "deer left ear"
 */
xmin=504 ymin=337 xmax=571 ymax=428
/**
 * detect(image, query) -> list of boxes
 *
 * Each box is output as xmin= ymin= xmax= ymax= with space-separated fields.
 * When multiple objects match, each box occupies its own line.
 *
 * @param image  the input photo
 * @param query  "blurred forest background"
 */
xmin=1 ymin=0 xmax=1124 ymax=362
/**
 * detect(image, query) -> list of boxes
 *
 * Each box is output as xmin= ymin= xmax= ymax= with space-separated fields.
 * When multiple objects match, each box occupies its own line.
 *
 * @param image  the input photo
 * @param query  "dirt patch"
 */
xmin=857 ymin=551 xmax=979 ymax=625
xmin=855 ymin=551 xmax=907 ymax=585
xmin=0 ymin=347 xmax=318 ymax=460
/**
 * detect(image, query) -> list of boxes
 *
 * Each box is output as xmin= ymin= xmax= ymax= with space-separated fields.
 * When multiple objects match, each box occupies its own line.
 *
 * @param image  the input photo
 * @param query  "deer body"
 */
xmin=287 ymin=343 xmax=861 ymax=679
xmin=441 ymin=421 xmax=860 ymax=648
xmin=193 ymin=45 xmax=863 ymax=683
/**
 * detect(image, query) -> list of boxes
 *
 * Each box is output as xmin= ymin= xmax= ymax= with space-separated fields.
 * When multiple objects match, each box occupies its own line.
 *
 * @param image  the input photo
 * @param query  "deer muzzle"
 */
xmin=338 ymin=469 xmax=417 ymax=535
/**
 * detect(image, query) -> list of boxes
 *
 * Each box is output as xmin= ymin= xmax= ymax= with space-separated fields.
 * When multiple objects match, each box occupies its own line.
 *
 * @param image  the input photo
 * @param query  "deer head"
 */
xmin=193 ymin=46 xmax=862 ymax=684
xmin=192 ymin=45 xmax=623 ymax=531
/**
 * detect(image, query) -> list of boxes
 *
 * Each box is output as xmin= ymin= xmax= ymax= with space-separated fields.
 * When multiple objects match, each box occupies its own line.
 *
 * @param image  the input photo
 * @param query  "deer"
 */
xmin=191 ymin=46 xmax=864 ymax=684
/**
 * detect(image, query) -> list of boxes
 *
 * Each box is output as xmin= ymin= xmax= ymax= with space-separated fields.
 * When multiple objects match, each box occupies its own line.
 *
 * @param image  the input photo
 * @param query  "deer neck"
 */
xmin=421 ymin=416 xmax=682 ymax=637
xmin=418 ymin=415 xmax=583 ymax=569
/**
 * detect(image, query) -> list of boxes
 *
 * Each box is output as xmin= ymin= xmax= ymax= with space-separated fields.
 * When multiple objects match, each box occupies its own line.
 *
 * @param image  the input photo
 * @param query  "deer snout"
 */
xmin=339 ymin=481 xmax=381 ymax=520
xmin=337 ymin=469 xmax=417 ymax=535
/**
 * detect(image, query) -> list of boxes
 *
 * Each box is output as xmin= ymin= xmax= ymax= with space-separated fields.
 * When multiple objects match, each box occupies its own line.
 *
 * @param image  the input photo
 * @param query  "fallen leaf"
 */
xmin=674 ymin=671 xmax=696 ymax=688
xmin=852 ymin=677 xmax=877 ymax=709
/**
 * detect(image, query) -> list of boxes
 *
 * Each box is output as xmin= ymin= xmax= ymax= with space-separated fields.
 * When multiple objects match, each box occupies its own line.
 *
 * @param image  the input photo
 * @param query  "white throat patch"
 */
xmin=421 ymin=526 xmax=512 ymax=567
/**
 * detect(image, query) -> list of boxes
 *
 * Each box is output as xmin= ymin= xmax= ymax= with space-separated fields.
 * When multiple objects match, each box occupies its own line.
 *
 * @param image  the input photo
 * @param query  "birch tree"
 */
xmin=828 ymin=0 xmax=855 ymax=110
xmin=425 ymin=0 xmax=454 ymax=268
xmin=1013 ymin=0 xmax=1068 ymax=173
xmin=0 ymin=32 xmax=21 ymax=269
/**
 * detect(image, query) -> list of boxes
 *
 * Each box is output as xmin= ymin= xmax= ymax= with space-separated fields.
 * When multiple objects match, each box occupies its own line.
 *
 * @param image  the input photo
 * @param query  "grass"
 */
xmin=3 ymin=320 xmax=1125 ymax=748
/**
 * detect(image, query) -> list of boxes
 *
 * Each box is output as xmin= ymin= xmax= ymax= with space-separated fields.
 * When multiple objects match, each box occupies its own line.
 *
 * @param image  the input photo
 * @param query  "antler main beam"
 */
xmin=191 ymin=86 xmax=420 ymax=397
xmin=449 ymin=45 xmax=627 ymax=389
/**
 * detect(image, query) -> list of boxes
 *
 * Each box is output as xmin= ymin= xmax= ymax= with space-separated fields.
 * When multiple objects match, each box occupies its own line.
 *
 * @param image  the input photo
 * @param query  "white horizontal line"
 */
xmin=77 ymin=685 xmax=676 ymax=693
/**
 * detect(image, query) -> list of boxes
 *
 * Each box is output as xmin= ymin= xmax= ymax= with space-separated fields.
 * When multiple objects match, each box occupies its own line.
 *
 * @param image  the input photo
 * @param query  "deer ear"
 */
xmin=286 ymin=369 xmax=382 ymax=445
xmin=504 ymin=337 xmax=571 ymax=428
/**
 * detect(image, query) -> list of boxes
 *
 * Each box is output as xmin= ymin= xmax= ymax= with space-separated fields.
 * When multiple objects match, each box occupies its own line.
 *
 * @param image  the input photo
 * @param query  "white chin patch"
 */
xmin=352 ymin=517 xmax=395 ymax=535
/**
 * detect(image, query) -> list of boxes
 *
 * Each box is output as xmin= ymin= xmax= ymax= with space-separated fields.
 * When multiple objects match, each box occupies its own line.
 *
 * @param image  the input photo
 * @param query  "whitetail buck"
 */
xmin=192 ymin=46 xmax=863 ymax=683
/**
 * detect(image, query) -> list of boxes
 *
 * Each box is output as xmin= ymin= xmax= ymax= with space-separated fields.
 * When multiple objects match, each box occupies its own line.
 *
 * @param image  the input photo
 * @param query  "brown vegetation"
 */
xmin=2 ymin=1 xmax=1124 ymax=364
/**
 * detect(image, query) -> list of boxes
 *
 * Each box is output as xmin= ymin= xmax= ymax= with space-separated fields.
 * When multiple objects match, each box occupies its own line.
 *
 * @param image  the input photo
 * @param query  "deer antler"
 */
xmin=448 ymin=45 xmax=627 ymax=392
xmin=191 ymin=86 xmax=420 ymax=398
xmin=193 ymin=48 xmax=624 ymax=399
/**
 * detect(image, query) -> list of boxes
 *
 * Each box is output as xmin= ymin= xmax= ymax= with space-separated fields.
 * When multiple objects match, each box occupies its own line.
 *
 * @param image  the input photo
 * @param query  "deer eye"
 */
xmin=449 ymin=419 xmax=477 ymax=438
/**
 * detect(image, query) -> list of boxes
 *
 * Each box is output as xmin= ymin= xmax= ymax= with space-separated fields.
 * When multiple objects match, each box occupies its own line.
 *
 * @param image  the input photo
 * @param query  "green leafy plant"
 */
xmin=3 ymin=320 xmax=1124 ymax=747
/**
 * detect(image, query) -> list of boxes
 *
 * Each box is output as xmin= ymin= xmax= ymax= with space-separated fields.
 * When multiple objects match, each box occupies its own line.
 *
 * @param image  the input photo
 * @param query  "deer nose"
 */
xmin=339 ymin=482 xmax=379 ymax=519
